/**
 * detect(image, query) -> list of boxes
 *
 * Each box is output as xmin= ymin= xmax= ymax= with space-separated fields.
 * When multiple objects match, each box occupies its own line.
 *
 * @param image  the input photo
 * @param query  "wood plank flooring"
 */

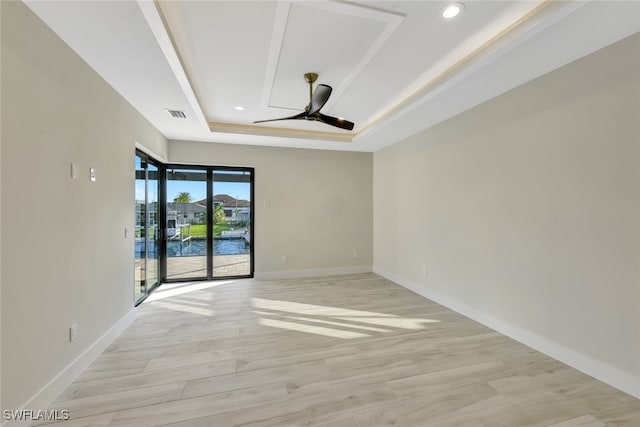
xmin=38 ymin=273 xmax=640 ymax=426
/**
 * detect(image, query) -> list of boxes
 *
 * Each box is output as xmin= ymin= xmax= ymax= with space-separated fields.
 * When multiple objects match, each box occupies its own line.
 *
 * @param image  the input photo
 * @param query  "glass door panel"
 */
xmin=212 ymin=169 xmax=252 ymax=277
xmin=134 ymin=154 xmax=146 ymax=303
xmin=147 ymin=162 xmax=159 ymax=290
xmin=166 ymin=168 xmax=208 ymax=280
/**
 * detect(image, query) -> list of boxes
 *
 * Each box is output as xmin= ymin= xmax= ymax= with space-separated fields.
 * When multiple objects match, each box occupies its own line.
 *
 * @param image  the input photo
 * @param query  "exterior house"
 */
xmin=147 ymin=196 xmax=249 ymax=237
xmin=167 ymin=202 xmax=207 ymax=227
xmin=211 ymin=194 xmax=251 ymax=222
xmin=135 ymin=201 xmax=158 ymax=237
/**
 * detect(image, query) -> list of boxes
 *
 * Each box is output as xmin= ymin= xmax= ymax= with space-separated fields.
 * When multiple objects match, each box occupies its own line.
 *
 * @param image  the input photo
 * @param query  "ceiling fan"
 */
xmin=254 ymin=73 xmax=355 ymax=131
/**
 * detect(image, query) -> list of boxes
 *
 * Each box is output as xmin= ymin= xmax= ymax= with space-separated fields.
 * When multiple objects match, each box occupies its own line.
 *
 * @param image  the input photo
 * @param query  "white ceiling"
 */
xmin=24 ymin=1 xmax=640 ymax=152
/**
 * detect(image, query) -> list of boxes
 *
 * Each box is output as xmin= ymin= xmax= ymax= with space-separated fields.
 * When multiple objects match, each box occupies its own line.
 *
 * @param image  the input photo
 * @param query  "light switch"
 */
xmin=71 ymin=163 xmax=79 ymax=179
xmin=90 ymin=168 xmax=96 ymax=182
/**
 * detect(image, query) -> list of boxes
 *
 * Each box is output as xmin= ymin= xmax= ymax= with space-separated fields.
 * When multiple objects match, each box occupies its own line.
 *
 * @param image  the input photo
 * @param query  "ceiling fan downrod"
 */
xmin=304 ymin=72 xmax=318 ymax=106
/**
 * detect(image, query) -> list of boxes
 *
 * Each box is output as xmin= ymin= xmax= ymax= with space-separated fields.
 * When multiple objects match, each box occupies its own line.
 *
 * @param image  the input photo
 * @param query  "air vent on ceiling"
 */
xmin=166 ymin=109 xmax=187 ymax=119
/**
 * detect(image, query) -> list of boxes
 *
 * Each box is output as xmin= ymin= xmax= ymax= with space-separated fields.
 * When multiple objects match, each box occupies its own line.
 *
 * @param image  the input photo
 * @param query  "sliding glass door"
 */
xmin=135 ymin=150 xmax=161 ymax=304
xmin=212 ymin=169 xmax=253 ymax=277
xmin=135 ymin=154 xmax=146 ymax=303
xmin=164 ymin=165 xmax=254 ymax=282
xmin=136 ymin=155 xmax=254 ymax=296
xmin=147 ymin=162 xmax=159 ymax=288
xmin=165 ymin=167 xmax=209 ymax=280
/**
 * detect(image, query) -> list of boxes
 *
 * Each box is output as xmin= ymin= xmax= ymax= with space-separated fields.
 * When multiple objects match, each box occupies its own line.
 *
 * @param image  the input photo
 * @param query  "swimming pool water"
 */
xmin=136 ymin=238 xmax=249 ymax=257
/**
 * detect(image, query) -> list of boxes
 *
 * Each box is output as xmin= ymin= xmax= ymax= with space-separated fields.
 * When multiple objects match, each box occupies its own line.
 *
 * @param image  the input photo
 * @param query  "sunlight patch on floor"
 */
xmin=334 ymin=316 xmax=440 ymax=330
xmin=252 ymin=297 xmax=441 ymax=338
xmin=279 ymin=315 xmax=391 ymax=333
xmin=252 ymin=297 xmax=398 ymax=317
xmin=258 ymin=318 xmax=369 ymax=339
xmin=146 ymin=280 xmax=234 ymax=302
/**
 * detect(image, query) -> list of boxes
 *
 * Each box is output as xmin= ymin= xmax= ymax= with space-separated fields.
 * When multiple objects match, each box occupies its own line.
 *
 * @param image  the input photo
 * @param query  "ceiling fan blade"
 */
xmin=318 ymin=113 xmax=355 ymax=131
xmin=253 ymin=111 xmax=306 ymax=124
xmin=308 ymin=84 xmax=332 ymax=115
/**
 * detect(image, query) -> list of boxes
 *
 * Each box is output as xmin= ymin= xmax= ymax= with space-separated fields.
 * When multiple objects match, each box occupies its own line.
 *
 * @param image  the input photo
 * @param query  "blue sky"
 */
xmin=136 ymin=165 xmax=251 ymax=202
xmin=166 ymin=181 xmax=250 ymax=202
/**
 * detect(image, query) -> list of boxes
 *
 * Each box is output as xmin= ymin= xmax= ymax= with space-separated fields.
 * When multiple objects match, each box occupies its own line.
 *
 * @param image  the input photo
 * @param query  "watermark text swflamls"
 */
xmin=3 ymin=409 xmax=70 ymax=421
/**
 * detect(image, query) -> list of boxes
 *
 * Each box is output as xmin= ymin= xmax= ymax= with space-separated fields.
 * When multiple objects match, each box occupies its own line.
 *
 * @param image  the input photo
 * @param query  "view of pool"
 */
xmin=136 ymin=238 xmax=249 ymax=257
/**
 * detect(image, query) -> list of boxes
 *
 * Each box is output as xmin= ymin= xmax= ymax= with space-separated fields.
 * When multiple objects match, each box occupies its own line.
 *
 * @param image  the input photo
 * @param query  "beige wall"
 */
xmin=169 ymin=142 xmax=373 ymax=276
xmin=373 ymin=33 xmax=640 ymax=395
xmin=1 ymin=2 xmax=167 ymax=411
xmin=0 ymin=0 xmax=3 ymax=412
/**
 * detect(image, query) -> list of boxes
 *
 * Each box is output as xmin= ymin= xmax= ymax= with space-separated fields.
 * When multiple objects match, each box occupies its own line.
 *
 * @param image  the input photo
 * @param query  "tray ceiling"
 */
xmin=23 ymin=0 xmax=640 ymax=151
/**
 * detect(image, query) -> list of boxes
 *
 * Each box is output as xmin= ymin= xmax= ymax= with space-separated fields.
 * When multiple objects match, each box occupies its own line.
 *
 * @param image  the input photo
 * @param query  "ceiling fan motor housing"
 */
xmin=304 ymin=72 xmax=318 ymax=84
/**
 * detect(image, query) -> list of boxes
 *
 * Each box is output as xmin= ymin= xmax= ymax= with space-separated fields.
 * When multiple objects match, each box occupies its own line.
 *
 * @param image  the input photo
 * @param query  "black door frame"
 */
xmin=135 ymin=149 xmax=163 ymax=305
xmin=160 ymin=163 xmax=255 ymax=283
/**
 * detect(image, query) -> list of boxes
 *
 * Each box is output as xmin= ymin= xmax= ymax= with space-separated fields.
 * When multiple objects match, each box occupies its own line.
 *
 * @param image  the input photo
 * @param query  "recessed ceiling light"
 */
xmin=234 ymin=106 xmax=245 ymax=111
xmin=441 ymin=2 xmax=464 ymax=20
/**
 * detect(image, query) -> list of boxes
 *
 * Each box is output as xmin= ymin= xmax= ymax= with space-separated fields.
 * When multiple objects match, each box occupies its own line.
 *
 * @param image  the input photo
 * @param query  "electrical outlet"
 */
xmin=69 ymin=323 xmax=78 ymax=342
xmin=353 ymin=250 xmax=358 ymax=259
xmin=422 ymin=267 xmax=428 ymax=278
xmin=281 ymin=255 xmax=287 ymax=262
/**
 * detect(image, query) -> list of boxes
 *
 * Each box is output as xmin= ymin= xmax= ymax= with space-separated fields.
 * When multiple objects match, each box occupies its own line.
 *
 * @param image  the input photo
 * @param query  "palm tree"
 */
xmin=172 ymin=192 xmax=192 ymax=229
xmin=214 ymin=203 xmax=226 ymax=224
xmin=173 ymin=192 xmax=192 ymax=203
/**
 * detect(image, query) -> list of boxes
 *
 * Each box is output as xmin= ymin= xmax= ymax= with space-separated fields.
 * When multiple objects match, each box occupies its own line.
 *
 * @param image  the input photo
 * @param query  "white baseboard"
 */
xmin=373 ymin=266 xmax=640 ymax=400
xmin=3 ymin=309 xmax=137 ymax=427
xmin=255 ymin=265 xmax=372 ymax=281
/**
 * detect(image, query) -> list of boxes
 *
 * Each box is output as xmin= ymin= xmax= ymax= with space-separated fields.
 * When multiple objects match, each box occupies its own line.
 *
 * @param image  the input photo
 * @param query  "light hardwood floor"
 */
xmin=38 ymin=273 xmax=640 ymax=426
